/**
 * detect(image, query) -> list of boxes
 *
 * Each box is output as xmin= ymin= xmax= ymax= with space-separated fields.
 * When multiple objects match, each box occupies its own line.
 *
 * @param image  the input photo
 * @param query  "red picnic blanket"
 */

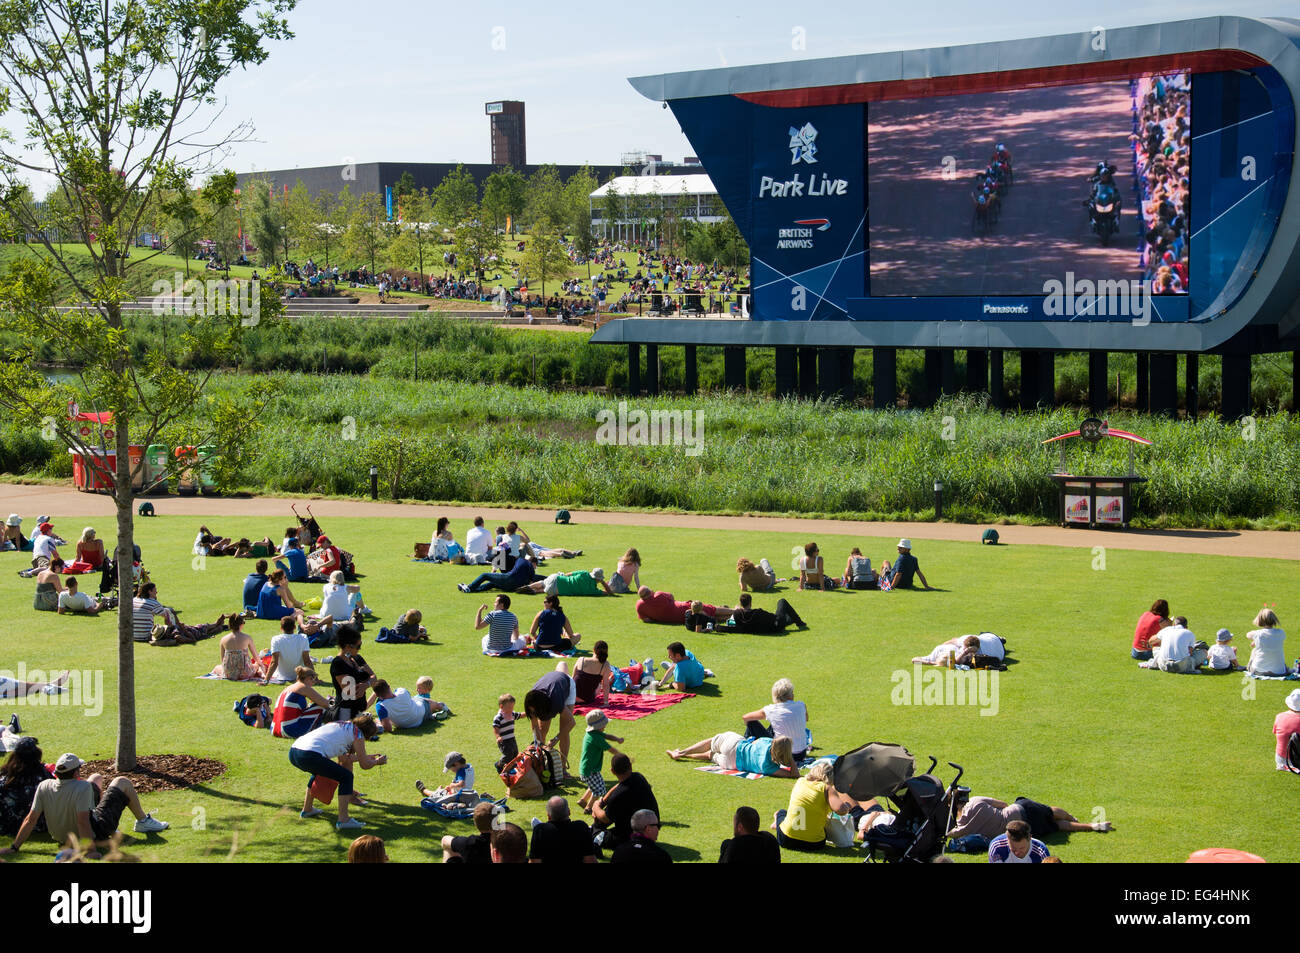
xmin=572 ymin=692 xmax=694 ymax=721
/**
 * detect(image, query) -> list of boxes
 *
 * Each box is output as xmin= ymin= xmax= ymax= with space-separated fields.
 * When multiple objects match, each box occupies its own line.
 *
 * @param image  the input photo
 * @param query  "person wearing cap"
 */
xmin=519 ymin=567 xmax=615 ymax=597
xmin=577 ymin=709 xmax=624 ymax=814
xmin=310 ymin=535 xmax=342 ymax=579
xmin=1274 ymin=690 xmax=1300 ymax=771
xmin=609 ymin=809 xmax=672 ymax=864
xmin=2 ymin=514 xmax=29 ymax=552
xmin=30 ymin=520 xmax=61 ymax=567
xmin=416 ymin=752 xmax=477 ymax=810
xmin=275 ymin=536 xmax=309 ymax=582
xmin=1206 ymin=629 xmax=1242 ymax=672
xmin=1 ymin=752 xmax=168 ymax=857
xmin=880 ymin=539 xmax=930 ymax=591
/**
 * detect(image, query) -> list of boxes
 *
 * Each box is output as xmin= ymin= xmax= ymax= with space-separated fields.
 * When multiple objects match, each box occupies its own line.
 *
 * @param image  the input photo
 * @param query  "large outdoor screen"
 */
xmin=866 ymin=73 xmax=1190 ymax=298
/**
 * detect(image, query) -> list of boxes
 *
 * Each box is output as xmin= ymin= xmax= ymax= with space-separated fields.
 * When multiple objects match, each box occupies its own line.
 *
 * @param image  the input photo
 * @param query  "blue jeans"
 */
xmin=1131 ymin=648 xmax=1153 ymax=661
xmin=289 ymin=747 xmax=354 ymax=797
xmin=466 ymin=572 xmax=514 ymax=593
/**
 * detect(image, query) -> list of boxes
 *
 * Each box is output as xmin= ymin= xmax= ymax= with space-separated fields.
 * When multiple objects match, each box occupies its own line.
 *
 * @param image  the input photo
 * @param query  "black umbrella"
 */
xmin=833 ymin=742 xmax=915 ymax=801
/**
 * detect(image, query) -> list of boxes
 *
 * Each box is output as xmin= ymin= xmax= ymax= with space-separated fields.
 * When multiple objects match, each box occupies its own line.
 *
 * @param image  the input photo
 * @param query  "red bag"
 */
xmin=499 ymin=753 xmax=543 ymax=799
xmin=310 ymin=775 xmax=338 ymax=805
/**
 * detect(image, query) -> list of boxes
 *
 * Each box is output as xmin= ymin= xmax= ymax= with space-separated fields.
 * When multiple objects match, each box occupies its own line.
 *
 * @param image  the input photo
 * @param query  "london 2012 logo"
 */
xmin=788 ymin=123 xmax=818 ymax=164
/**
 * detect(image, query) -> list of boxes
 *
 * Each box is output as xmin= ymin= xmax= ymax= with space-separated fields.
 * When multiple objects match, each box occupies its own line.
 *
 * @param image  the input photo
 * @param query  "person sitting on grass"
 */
xmin=275 ymin=536 xmax=309 ymax=583
xmin=1148 ymin=615 xmax=1208 ymax=674
xmin=737 ymin=557 xmax=777 ymax=592
xmin=132 ymin=582 xmax=228 ymax=644
xmin=742 ymin=678 xmax=809 ymax=761
xmin=720 ymin=805 xmax=782 ymax=863
xmin=528 ymin=594 xmax=581 ymax=652
xmin=1207 ymin=629 xmax=1242 ymax=672
xmin=1131 ymin=598 xmax=1171 ymax=661
xmin=272 ymin=667 xmax=330 ymax=740
xmin=591 ymin=754 xmax=659 ymax=853
xmin=657 ymin=642 xmax=705 ymax=692
xmin=577 ymin=709 xmax=624 ymax=814
xmin=464 ymin=516 xmax=492 ymax=566
xmin=347 ymin=834 xmax=389 ymax=863
xmin=567 ymin=641 xmax=612 ymax=705
xmin=74 ymin=527 xmax=106 ymax=570
xmin=1245 ymin=607 xmax=1288 ymax=677
xmin=290 ymin=713 xmax=386 ymax=831
xmin=798 ymin=542 xmax=837 ymax=591
xmin=529 ymin=796 xmax=597 ymax=863
xmin=33 ymin=556 xmax=66 ymax=611
xmin=217 ymin=614 xmax=259 ymax=681
xmin=988 ymin=819 xmax=1050 ymax=863
xmin=416 ymin=752 xmax=478 ymax=811
xmin=257 ymin=568 xmax=306 ymax=624
xmin=491 ymin=823 xmax=529 ymax=864
xmin=309 ymin=535 xmax=343 ymax=580
xmin=607 ymin=548 xmax=642 ymax=595
xmin=389 ymin=609 xmax=429 ymax=642
xmin=0 ymin=736 xmax=52 ymax=839
xmin=374 ymin=678 xmax=446 ymax=732
xmin=477 ymin=594 xmax=526 ymax=655
xmin=880 ymin=539 xmax=931 ymax=590
xmin=432 ymin=517 xmax=466 ymax=564
xmin=518 ymin=567 xmax=615 ymax=597
xmin=242 ymin=559 xmax=270 ymax=612
xmin=842 ymin=547 xmax=878 ymax=590
xmin=771 ymin=760 xmax=853 ymax=852
xmin=458 ymin=554 xmax=539 ymax=595
xmin=2 ymin=752 xmax=168 ymax=859
xmin=1274 ymin=689 xmax=1300 ymax=771
xmin=667 ymin=732 xmax=798 ymax=778
xmin=56 ymin=577 xmax=107 ymax=615
xmin=441 ymin=801 xmax=495 ymax=864
xmin=725 ymin=592 xmax=805 ymax=633
xmin=610 ymin=809 xmax=672 ymax=864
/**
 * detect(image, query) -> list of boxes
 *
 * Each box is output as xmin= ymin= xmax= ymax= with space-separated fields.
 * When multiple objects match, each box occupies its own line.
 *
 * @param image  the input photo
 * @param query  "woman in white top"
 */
xmin=289 ymin=713 xmax=386 ymax=830
xmin=742 ymin=678 xmax=810 ymax=761
xmin=798 ymin=542 xmax=836 ymax=590
xmin=431 ymin=517 xmax=465 ymax=564
xmin=321 ymin=570 xmax=352 ymax=623
xmin=1246 ymin=607 xmax=1288 ymax=677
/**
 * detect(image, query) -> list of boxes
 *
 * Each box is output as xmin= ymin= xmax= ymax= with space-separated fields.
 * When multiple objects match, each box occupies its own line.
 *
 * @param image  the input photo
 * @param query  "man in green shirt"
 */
xmin=520 ymin=567 xmax=616 ymax=597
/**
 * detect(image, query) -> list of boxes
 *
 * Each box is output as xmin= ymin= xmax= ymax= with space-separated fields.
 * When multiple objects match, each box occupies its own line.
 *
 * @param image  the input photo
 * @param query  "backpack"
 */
xmin=234 ymin=695 xmax=270 ymax=728
xmin=981 ymin=528 xmax=999 ymax=545
xmin=1287 ymin=733 xmax=1300 ymax=775
xmin=526 ymin=741 xmax=564 ymax=788
xmin=555 ymin=509 xmax=571 ymax=524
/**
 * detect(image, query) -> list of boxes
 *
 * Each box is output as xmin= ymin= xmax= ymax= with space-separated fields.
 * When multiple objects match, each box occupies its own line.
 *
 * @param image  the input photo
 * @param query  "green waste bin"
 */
xmin=196 ymin=444 xmax=219 ymax=496
xmin=145 ymin=444 xmax=169 ymax=495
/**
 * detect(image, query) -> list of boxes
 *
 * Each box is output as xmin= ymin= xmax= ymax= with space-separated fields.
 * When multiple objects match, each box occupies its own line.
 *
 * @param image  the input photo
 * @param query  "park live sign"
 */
xmin=748 ymin=104 xmax=866 ymax=319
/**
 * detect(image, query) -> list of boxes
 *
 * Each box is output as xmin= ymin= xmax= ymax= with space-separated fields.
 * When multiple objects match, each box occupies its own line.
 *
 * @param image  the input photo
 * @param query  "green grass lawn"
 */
xmin=1 ymin=514 xmax=1295 ymax=863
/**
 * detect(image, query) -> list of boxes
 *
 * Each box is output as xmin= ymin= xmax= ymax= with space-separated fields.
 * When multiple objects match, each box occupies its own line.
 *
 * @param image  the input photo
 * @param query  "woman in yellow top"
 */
xmin=772 ymin=761 xmax=853 ymax=852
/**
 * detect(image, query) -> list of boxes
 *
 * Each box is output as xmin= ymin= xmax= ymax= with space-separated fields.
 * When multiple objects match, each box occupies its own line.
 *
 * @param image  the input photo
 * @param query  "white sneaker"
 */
xmin=133 ymin=813 xmax=169 ymax=833
xmin=336 ymin=817 xmax=366 ymax=830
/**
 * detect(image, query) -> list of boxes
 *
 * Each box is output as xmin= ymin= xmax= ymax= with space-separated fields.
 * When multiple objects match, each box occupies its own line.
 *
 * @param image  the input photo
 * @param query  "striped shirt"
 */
xmin=483 ymin=609 xmax=519 ymax=652
xmin=132 ymin=597 xmax=165 ymax=641
xmin=493 ymin=709 xmax=521 ymax=742
xmin=988 ymin=834 xmax=1050 ymax=863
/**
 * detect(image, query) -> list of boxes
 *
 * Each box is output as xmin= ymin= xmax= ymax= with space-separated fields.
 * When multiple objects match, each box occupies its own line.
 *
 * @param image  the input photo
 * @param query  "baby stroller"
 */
xmin=864 ymin=757 xmax=966 ymax=863
xmin=292 ymin=504 xmax=357 ymax=580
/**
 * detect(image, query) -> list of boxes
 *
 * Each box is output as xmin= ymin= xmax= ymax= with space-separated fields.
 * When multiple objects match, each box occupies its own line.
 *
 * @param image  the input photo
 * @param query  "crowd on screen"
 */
xmin=1131 ymin=73 xmax=1190 ymax=293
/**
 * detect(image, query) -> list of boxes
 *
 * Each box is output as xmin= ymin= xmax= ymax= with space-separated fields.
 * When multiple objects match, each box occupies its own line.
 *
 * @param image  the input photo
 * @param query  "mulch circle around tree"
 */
xmin=78 ymin=755 xmax=227 ymax=794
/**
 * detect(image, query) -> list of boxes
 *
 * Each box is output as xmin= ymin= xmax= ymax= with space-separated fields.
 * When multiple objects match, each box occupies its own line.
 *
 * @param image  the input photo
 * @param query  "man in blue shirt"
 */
xmin=881 ymin=539 xmax=930 ymax=590
xmin=988 ymin=820 xmax=1051 ymax=863
xmin=275 ymin=538 xmax=309 ymax=582
xmin=658 ymin=642 xmax=705 ymax=691
xmin=242 ymin=559 xmax=269 ymax=611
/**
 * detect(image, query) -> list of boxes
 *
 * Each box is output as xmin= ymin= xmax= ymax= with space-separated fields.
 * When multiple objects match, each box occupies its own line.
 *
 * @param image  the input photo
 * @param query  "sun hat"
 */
xmin=590 ymin=567 xmax=604 ymax=581
xmin=1286 ymin=690 xmax=1300 ymax=713
xmin=54 ymin=753 xmax=83 ymax=774
xmin=35 ymin=515 xmax=50 ymax=524
xmin=898 ymin=538 xmax=912 ymax=550
xmin=1215 ymin=629 xmax=1233 ymax=643
xmin=443 ymin=751 xmax=465 ymax=771
xmin=585 ymin=709 xmax=608 ymax=731
xmin=5 ymin=514 xmax=20 ymax=527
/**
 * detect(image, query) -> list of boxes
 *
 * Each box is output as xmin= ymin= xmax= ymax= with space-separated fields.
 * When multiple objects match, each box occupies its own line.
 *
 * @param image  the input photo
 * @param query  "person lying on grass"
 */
xmin=134 ymin=582 xmax=229 ymax=645
xmin=56 ymin=577 xmax=109 ymax=615
xmin=723 ymin=593 xmax=805 ymax=633
xmin=737 ymin=557 xmax=777 ymax=592
xmin=636 ymin=587 xmax=732 ymax=625
xmin=946 ymin=795 xmax=1114 ymax=842
xmin=667 ymin=732 xmax=799 ymax=779
xmin=374 ymin=678 xmax=447 ymax=732
xmin=517 ymin=567 xmax=615 ymax=597
xmin=912 ymin=633 xmax=1006 ymax=666
xmin=290 ymin=713 xmax=386 ymax=831
xmin=458 ymin=554 xmax=539 ymax=594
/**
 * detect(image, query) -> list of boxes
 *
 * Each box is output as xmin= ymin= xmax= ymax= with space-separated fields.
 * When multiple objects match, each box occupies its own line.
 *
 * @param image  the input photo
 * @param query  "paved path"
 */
xmin=4 ymin=483 xmax=1298 ymax=560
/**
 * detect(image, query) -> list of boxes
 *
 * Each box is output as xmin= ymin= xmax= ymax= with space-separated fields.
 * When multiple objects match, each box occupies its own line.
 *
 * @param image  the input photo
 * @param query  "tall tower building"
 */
xmin=485 ymin=101 xmax=526 ymax=168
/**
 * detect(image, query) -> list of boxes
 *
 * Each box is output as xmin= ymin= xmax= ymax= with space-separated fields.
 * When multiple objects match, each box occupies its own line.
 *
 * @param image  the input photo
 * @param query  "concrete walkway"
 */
xmin=4 ymin=483 xmax=1298 ymax=560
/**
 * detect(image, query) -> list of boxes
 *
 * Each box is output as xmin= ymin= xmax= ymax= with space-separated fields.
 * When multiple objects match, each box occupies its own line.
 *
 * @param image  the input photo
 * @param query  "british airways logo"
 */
xmin=794 ymin=218 xmax=831 ymax=231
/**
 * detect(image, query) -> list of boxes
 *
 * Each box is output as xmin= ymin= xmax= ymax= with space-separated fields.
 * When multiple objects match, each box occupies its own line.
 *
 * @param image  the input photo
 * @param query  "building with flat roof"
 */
xmin=486 ymin=101 xmax=526 ymax=168
xmin=589 ymin=173 xmax=723 ymax=241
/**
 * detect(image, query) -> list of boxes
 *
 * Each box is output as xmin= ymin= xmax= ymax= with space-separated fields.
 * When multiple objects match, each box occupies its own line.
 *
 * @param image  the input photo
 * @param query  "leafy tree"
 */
xmin=246 ymin=178 xmax=283 ymax=267
xmin=394 ymin=188 xmax=435 ymax=285
xmin=346 ymin=191 xmax=388 ymax=274
xmin=394 ymin=170 xmax=417 ymax=203
xmin=285 ymin=180 xmax=317 ymax=261
xmin=521 ymin=225 xmax=571 ymax=301
xmin=452 ymin=204 xmax=505 ymax=286
xmin=432 ymin=164 xmax=477 ymax=229
xmin=525 ymin=164 xmax=565 ymax=232
xmin=0 ymin=0 xmax=295 ymax=770
xmin=482 ymin=166 xmax=526 ymax=236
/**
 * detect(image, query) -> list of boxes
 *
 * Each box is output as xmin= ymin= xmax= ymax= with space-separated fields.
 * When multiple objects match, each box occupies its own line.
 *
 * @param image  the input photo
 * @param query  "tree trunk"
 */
xmin=113 ymin=412 xmax=137 ymax=771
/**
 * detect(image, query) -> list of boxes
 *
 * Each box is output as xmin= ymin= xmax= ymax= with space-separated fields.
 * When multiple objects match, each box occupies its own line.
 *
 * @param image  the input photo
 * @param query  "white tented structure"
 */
xmin=589 ymin=174 xmax=723 ymax=243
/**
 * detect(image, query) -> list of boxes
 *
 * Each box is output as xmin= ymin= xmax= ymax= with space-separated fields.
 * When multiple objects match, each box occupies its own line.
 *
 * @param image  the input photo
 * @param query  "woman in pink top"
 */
xmin=1274 ymin=690 xmax=1300 ymax=771
xmin=608 ymin=548 xmax=642 ymax=595
xmin=1132 ymin=598 xmax=1171 ymax=661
